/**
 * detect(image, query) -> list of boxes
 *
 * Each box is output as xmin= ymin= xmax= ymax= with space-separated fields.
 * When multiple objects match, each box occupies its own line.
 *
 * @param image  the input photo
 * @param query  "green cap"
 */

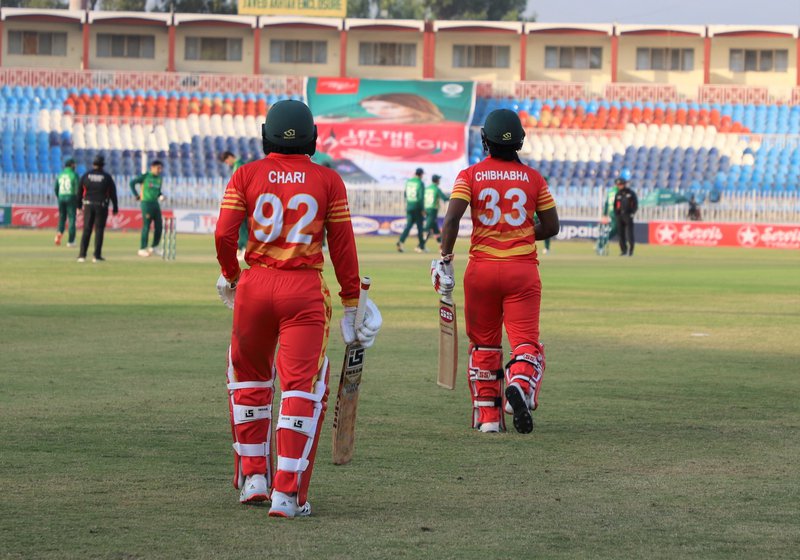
xmin=261 ymin=100 xmax=316 ymax=148
xmin=482 ymin=109 xmax=525 ymax=146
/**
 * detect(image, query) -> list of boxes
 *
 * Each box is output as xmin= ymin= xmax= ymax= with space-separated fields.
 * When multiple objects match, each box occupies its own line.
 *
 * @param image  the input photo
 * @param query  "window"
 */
xmin=544 ymin=46 xmax=602 ymax=69
xmin=729 ymin=49 xmax=789 ymax=72
xmin=185 ymin=37 xmax=242 ymax=61
xmin=270 ymin=40 xmax=327 ymax=64
xmin=97 ymin=34 xmax=155 ymax=59
xmin=452 ymin=45 xmax=510 ymax=68
xmin=358 ymin=42 xmax=416 ymax=66
xmin=635 ymin=48 xmax=694 ymax=71
xmin=8 ymin=31 xmax=67 ymax=56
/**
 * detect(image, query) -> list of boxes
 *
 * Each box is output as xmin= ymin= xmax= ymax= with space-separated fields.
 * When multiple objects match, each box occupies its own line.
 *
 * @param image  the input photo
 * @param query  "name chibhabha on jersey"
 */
xmin=474 ymin=170 xmax=530 ymax=182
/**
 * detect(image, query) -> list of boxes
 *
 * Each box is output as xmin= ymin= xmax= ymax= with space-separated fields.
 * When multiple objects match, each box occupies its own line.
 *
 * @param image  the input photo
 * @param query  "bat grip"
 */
xmin=354 ymin=276 xmax=371 ymax=330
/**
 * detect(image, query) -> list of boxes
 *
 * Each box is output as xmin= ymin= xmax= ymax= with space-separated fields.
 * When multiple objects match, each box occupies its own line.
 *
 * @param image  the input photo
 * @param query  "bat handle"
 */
xmin=354 ymin=276 xmax=371 ymax=330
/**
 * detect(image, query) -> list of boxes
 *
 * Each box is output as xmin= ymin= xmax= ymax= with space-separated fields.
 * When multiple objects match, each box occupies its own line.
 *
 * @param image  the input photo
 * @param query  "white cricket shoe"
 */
xmin=147 ymin=247 xmax=155 ymax=255
xmin=479 ymin=422 xmax=501 ymax=433
xmin=137 ymin=249 xmax=150 ymax=257
xmin=66 ymin=242 xmax=76 ymax=248
xmin=153 ymin=246 xmax=164 ymax=257
xmin=239 ymin=474 xmax=269 ymax=504
xmin=76 ymin=257 xmax=86 ymax=263
xmin=268 ymin=491 xmax=311 ymax=518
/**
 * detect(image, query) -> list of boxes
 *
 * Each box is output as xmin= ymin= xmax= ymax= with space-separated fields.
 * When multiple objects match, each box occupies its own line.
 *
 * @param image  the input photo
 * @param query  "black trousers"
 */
xmin=79 ymin=204 xmax=109 ymax=258
xmin=618 ymin=214 xmax=635 ymax=255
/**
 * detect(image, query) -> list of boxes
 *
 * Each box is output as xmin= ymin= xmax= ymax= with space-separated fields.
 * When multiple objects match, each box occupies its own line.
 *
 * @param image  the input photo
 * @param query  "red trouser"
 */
xmin=463 ymin=259 xmax=542 ymax=425
xmin=227 ymin=266 xmax=331 ymax=503
xmin=463 ymin=259 xmax=542 ymax=348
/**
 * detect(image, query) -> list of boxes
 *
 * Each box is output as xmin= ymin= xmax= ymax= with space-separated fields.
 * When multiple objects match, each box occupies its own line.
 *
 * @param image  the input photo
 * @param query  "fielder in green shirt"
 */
xmin=397 ymin=167 xmax=426 ymax=253
xmin=130 ymin=160 xmax=165 ymax=257
xmin=596 ymin=170 xmax=625 ymax=255
xmin=54 ymin=158 xmax=79 ymax=247
xmin=423 ymin=174 xmax=449 ymax=245
xmin=220 ymin=151 xmax=249 ymax=258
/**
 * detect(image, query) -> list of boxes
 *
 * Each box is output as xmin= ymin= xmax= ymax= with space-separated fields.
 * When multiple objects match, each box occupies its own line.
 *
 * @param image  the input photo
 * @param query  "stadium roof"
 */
xmin=616 ymin=24 xmax=706 ymax=37
xmin=0 ymin=7 xmax=85 ymax=23
xmin=524 ymin=23 xmax=614 ymax=35
xmin=345 ymin=19 xmax=424 ymax=32
xmin=707 ymin=25 xmax=799 ymax=38
xmin=259 ymin=16 xmax=343 ymax=30
xmin=172 ymin=13 xmax=257 ymax=28
xmin=433 ymin=21 xmax=524 ymax=34
xmin=88 ymin=11 xmax=171 ymax=26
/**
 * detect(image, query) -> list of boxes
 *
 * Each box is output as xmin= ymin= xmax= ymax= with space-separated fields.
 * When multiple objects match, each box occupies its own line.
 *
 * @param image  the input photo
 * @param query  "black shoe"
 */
xmin=619 ymin=252 xmax=627 ymax=257
xmin=504 ymin=385 xmax=534 ymax=434
xmin=396 ymin=242 xmax=404 ymax=253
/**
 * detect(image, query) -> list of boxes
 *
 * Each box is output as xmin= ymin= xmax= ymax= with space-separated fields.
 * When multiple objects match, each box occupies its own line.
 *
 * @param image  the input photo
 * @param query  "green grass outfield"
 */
xmin=1 ymin=229 xmax=798 ymax=559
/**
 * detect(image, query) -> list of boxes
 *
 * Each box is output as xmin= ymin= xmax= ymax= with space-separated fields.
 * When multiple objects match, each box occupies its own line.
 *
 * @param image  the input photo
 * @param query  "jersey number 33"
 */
xmin=477 ymin=187 xmax=528 ymax=227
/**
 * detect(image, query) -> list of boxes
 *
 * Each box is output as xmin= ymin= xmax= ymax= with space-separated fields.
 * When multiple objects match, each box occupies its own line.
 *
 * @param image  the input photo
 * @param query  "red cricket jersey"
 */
xmin=451 ymin=156 xmax=556 ymax=263
xmin=215 ymin=153 xmax=360 ymax=306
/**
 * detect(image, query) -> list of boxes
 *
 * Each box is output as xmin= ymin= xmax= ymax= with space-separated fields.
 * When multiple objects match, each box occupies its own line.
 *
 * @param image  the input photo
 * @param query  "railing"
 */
xmin=0 ymin=68 xmax=305 ymax=96
xmin=3 ymin=69 xmax=798 ymax=106
xmin=478 ymin=81 xmax=799 ymax=105
xmin=698 ymin=85 xmax=772 ymax=105
xmin=348 ymin=186 xmax=800 ymax=224
xmin=5 ymin=175 xmax=797 ymax=224
xmin=0 ymin=173 xmax=225 ymax=210
xmin=604 ymin=83 xmax=678 ymax=103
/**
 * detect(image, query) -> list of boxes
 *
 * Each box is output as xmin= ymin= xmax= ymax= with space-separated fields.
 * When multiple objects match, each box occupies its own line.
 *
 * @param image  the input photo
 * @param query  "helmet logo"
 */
xmin=283 ymin=129 xmax=296 ymax=140
xmin=502 ymin=132 xmax=512 ymax=141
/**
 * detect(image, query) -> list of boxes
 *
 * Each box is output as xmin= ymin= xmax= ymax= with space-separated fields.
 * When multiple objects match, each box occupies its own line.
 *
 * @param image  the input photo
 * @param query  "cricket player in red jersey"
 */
xmin=215 ymin=100 xmax=382 ymax=517
xmin=431 ymin=109 xmax=559 ymax=434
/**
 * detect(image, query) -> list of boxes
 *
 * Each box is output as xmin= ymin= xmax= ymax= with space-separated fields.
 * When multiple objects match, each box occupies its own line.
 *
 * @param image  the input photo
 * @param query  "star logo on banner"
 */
xmin=656 ymin=223 xmax=677 ymax=245
xmin=737 ymin=225 xmax=760 ymax=247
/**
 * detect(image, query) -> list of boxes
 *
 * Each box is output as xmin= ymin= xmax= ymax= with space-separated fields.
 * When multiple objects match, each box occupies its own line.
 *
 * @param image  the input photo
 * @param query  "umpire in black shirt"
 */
xmin=77 ymin=155 xmax=119 ymax=263
xmin=613 ymin=175 xmax=638 ymax=256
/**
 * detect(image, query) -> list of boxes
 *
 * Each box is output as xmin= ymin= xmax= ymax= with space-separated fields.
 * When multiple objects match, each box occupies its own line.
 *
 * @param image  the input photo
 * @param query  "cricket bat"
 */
xmin=331 ymin=277 xmax=371 ymax=465
xmin=437 ymin=294 xmax=458 ymax=390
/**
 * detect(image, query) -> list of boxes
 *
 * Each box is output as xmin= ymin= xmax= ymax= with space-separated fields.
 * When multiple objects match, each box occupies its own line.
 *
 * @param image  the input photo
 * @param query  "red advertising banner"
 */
xmin=650 ymin=221 xmax=800 ymax=250
xmin=315 ymin=122 xmax=468 ymax=184
xmin=11 ymin=206 xmax=173 ymax=231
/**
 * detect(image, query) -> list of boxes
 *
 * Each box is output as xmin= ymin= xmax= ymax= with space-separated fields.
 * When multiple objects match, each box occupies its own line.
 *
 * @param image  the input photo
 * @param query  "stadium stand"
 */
xmin=1 ymin=84 xmax=798 ymax=218
xmin=468 ymin=96 xmax=800 ymax=197
xmin=0 ymin=85 xmax=300 ymax=179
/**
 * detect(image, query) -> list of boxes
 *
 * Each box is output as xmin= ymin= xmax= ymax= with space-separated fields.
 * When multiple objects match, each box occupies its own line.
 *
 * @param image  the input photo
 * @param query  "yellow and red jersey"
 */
xmin=215 ymin=153 xmax=360 ymax=306
xmin=451 ymin=156 xmax=555 ymax=263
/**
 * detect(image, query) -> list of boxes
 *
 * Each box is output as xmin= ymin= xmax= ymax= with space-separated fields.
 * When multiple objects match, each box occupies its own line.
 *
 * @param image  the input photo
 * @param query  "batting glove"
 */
xmin=216 ymin=274 xmax=238 ymax=310
xmin=340 ymin=299 xmax=382 ymax=348
xmin=430 ymin=258 xmax=455 ymax=296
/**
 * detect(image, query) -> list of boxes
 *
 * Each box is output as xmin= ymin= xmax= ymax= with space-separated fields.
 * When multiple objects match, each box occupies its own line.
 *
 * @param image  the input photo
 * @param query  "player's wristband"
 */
xmin=440 ymin=253 xmax=454 ymax=264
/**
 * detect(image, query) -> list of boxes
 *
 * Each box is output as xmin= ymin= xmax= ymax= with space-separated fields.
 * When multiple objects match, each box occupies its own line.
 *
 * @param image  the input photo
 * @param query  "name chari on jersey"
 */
xmin=451 ymin=157 xmax=556 ymax=262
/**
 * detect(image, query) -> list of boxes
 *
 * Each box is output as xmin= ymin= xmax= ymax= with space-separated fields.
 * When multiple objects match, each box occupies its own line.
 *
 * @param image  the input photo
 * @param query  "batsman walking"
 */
xmin=215 ymin=100 xmax=382 ymax=517
xmin=431 ymin=109 xmax=559 ymax=434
